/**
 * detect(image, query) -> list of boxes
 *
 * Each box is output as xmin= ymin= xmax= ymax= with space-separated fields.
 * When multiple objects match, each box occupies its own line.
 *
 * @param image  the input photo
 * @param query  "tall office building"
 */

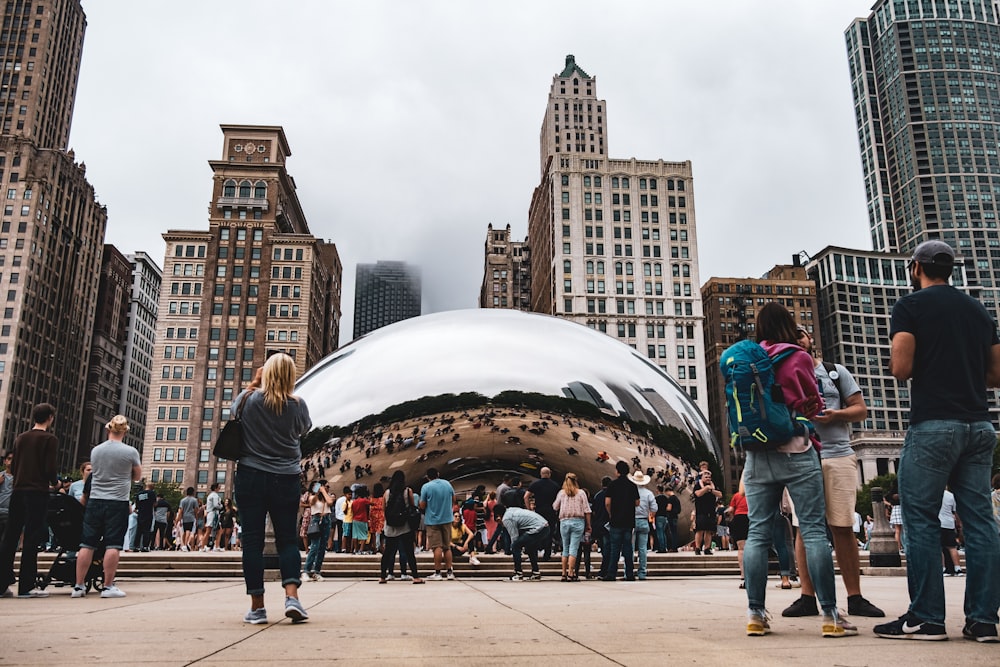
xmin=353 ymin=261 xmax=421 ymax=338
xmin=120 ymin=251 xmax=161 ymax=451
xmin=78 ymin=245 xmax=130 ymax=459
xmin=141 ymin=125 xmax=342 ymax=495
xmin=847 ymin=0 xmax=1000 ymax=317
xmin=480 ymin=223 xmax=531 ymax=310
xmin=527 ymin=55 xmax=708 ymax=412
xmin=701 ymin=262 xmax=821 ymax=489
xmin=0 ymin=0 xmax=108 ymax=470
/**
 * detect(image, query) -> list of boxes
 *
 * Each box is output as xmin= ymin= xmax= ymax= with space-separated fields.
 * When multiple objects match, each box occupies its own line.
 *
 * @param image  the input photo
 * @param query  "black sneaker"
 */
xmin=847 ymin=594 xmax=885 ymax=618
xmin=962 ymin=621 xmax=999 ymax=643
xmin=782 ymin=595 xmax=819 ymax=617
xmin=873 ymin=613 xmax=947 ymax=640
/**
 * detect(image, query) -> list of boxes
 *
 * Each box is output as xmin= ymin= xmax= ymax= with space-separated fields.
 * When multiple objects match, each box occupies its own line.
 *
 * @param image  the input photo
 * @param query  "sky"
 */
xmin=70 ymin=1 xmax=876 ymax=346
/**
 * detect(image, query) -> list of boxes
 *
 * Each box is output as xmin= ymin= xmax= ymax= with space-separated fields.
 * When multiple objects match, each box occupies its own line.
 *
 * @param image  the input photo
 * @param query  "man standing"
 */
xmin=525 ymin=467 xmax=560 ymax=560
xmin=0 ymin=403 xmax=58 ymax=598
xmin=692 ymin=468 xmax=721 ymax=554
xmin=653 ymin=485 xmax=669 ymax=553
xmin=603 ymin=460 xmax=639 ymax=581
xmin=72 ymin=415 xmax=141 ymax=598
xmin=590 ymin=476 xmax=612 ymax=579
xmin=783 ymin=327 xmax=884 ymax=619
xmin=134 ymin=482 xmax=157 ymax=552
xmin=497 ymin=504 xmax=549 ymax=580
xmin=205 ymin=483 xmax=223 ymax=551
xmin=664 ymin=488 xmax=681 ymax=552
xmin=419 ymin=467 xmax=456 ymax=581
xmin=631 ymin=472 xmax=656 ymax=580
xmin=178 ymin=487 xmax=198 ymax=552
xmin=876 ymin=240 xmax=1000 ymax=642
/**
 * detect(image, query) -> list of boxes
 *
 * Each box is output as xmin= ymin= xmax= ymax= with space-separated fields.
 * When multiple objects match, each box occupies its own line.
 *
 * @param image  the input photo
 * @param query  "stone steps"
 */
xmin=16 ymin=549 xmax=904 ymax=579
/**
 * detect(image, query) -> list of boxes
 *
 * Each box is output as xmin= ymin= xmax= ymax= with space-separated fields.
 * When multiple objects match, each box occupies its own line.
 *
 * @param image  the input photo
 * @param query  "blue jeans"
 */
xmin=654 ymin=516 xmax=668 ymax=551
xmin=634 ymin=519 xmax=650 ymax=578
xmin=666 ymin=516 xmax=679 ymax=551
xmin=606 ymin=525 xmax=635 ymax=579
xmin=560 ymin=517 xmax=585 ymax=558
xmin=743 ymin=448 xmax=835 ymax=613
xmin=772 ymin=511 xmax=795 ymax=576
xmin=234 ymin=465 xmax=302 ymax=595
xmin=898 ymin=419 xmax=1000 ymax=625
xmin=304 ymin=514 xmax=331 ymax=574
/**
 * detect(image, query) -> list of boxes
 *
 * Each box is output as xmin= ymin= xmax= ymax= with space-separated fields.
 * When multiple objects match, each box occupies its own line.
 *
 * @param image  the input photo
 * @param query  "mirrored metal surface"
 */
xmin=295 ymin=309 xmax=719 ymax=501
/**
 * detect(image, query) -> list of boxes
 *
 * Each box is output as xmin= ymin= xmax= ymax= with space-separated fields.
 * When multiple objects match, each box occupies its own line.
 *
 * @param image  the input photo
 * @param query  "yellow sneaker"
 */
xmin=822 ymin=610 xmax=858 ymax=638
xmin=747 ymin=610 xmax=772 ymax=636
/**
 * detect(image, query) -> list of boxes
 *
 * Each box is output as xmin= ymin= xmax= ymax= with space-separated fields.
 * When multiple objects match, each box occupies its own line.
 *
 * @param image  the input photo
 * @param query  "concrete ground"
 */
xmin=0 ymin=574 xmax=995 ymax=666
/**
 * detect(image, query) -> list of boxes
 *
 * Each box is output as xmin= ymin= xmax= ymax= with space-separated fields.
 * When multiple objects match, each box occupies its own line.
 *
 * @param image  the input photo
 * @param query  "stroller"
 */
xmin=36 ymin=492 xmax=104 ymax=592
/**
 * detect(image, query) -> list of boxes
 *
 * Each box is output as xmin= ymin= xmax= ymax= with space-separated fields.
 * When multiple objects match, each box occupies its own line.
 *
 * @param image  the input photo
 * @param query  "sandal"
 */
xmin=780 ymin=582 xmax=792 ymax=590
xmin=561 ymin=575 xmax=568 ymax=582
xmin=569 ymin=575 xmax=580 ymax=582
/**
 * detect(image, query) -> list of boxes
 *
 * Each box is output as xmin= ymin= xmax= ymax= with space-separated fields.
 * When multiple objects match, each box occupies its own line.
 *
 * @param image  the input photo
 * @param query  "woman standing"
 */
xmin=233 ymin=353 xmax=312 ymax=625
xmin=380 ymin=470 xmax=423 ymax=584
xmin=729 ymin=478 xmax=749 ymax=588
xmin=369 ymin=482 xmax=386 ymax=554
xmin=218 ymin=499 xmax=236 ymax=551
xmin=552 ymin=472 xmax=591 ymax=581
xmin=304 ymin=480 xmax=333 ymax=581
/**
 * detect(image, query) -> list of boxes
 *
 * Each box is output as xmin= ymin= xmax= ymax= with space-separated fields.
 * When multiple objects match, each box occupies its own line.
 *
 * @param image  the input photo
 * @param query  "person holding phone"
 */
xmin=304 ymin=479 xmax=333 ymax=581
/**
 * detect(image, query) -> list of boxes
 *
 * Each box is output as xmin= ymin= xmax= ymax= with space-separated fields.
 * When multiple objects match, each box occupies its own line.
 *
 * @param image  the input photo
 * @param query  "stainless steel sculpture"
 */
xmin=295 ymin=309 xmax=719 ymax=502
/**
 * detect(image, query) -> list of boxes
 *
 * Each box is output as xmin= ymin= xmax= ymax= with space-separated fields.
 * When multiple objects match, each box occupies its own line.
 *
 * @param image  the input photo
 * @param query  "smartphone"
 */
xmin=312 ymin=482 xmax=320 ymax=493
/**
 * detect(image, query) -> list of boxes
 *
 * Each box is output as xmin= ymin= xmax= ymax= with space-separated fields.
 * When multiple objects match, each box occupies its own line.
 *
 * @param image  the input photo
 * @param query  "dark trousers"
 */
xmin=511 ymin=525 xmax=550 ymax=574
xmin=0 ymin=490 xmax=49 ymax=595
xmin=486 ymin=524 xmax=510 ymax=554
xmin=138 ymin=515 xmax=154 ymax=550
xmin=152 ymin=521 xmax=169 ymax=548
xmin=381 ymin=531 xmax=419 ymax=578
xmin=234 ymin=466 xmax=302 ymax=595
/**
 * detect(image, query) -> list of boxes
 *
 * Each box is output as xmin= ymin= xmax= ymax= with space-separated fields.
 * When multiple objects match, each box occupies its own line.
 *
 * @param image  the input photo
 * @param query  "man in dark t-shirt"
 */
xmin=603 ymin=461 xmax=639 ymax=581
xmin=693 ymin=470 xmax=721 ymax=555
xmin=0 ymin=403 xmax=58 ymax=598
xmin=664 ymin=489 xmax=682 ymax=552
xmin=135 ymin=482 xmax=157 ymax=552
xmin=525 ymin=467 xmax=560 ymax=559
xmin=877 ymin=240 xmax=1000 ymax=643
xmin=654 ymin=487 xmax=669 ymax=552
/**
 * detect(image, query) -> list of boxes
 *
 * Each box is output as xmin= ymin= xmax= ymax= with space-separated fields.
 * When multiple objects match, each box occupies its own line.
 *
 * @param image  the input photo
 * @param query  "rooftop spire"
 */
xmin=559 ymin=54 xmax=591 ymax=79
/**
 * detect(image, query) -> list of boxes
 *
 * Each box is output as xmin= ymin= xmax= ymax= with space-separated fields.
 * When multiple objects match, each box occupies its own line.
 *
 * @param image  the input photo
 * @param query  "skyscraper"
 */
xmin=120 ymin=251 xmax=162 ymax=451
xmin=141 ymin=125 xmax=342 ymax=495
xmin=527 ymin=55 xmax=708 ymax=412
xmin=353 ymin=261 xmax=421 ymax=338
xmin=480 ymin=223 xmax=531 ymax=310
xmin=848 ymin=0 xmax=1000 ymax=317
xmin=0 ymin=0 xmax=107 ymax=470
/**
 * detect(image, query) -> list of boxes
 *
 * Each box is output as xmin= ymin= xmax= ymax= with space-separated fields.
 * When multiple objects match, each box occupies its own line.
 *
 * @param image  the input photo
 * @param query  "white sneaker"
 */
xmin=426 ymin=573 xmax=443 ymax=581
xmin=180 ymin=545 xmax=189 ymax=552
xmin=70 ymin=585 xmax=86 ymax=598
xmin=385 ymin=574 xmax=394 ymax=581
xmin=310 ymin=573 xmax=324 ymax=582
xmin=400 ymin=575 xmax=413 ymax=581
xmin=16 ymin=588 xmax=48 ymax=598
xmin=446 ymin=571 xmax=456 ymax=580
xmin=470 ymin=556 xmax=481 ymax=566
xmin=100 ymin=585 xmax=126 ymax=598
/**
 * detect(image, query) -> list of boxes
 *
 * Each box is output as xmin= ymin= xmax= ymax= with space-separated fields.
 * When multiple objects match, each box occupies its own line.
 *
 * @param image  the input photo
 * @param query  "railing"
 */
xmin=216 ymin=197 xmax=269 ymax=211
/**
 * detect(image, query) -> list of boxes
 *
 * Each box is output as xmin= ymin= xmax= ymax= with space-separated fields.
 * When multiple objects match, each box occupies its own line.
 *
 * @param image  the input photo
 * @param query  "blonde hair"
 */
xmin=562 ymin=472 xmax=579 ymax=497
xmin=105 ymin=415 xmax=129 ymax=435
xmin=260 ymin=353 xmax=298 ymax=415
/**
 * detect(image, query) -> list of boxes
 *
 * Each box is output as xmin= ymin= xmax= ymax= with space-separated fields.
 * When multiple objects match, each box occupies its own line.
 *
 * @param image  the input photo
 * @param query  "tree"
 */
xmin=856 ymin=472 xmax=897 ymax=518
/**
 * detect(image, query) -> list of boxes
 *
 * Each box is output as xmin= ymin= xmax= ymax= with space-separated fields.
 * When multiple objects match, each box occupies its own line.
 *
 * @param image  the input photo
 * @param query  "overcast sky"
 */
xmin=70 ymin=1 xmax=875 ymax=346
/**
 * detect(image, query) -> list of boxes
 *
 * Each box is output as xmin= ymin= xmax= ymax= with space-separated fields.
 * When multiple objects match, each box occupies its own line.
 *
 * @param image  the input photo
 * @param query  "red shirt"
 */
xmin=729 ymin=492 xmax=749 ymax=516
xmin=351 ymin=497 xmax=370 ymax=522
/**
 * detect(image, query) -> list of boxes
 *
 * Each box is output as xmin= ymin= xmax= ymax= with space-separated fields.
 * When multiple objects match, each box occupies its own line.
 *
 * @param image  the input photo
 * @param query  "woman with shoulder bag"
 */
xmin=233 ymin=353 xmax=313 ymax=625
xmin=380 ymin=470 xmax=423 ymax=584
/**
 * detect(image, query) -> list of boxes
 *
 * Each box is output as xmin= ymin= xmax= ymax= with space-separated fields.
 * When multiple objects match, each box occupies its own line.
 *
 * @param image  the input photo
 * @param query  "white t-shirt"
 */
xmin=939 ymin=490 xmax=957 ymax=530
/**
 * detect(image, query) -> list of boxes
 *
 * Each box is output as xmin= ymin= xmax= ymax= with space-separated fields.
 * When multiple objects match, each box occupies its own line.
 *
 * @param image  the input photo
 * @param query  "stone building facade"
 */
xmin=480 ymin=223 xmax=530 ymax=310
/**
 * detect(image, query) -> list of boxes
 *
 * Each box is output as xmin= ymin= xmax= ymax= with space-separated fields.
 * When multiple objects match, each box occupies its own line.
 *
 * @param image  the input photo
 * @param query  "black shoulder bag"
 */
xmin=213 ymin=392 xmax=251 ymax=460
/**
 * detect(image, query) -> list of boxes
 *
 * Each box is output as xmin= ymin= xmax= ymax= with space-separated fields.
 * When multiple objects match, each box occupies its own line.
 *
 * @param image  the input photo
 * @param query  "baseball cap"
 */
xmin=911 ymin=240 xmax=955 ymax=267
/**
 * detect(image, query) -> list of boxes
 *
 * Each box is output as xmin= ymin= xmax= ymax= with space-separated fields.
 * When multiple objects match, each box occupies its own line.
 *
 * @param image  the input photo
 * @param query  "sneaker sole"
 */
xmin=823 ymin=628 xmax=858 ymax=638
xmin=747 ymin=625 xmax=770 ymax=636
xmin=874 ymin=632 xmax=948 ymax=641
xmin=285 ymin=607 xmax=308 ymax=623
xmin=963 ymin=633 xmax=999 ymax=643
xmin=244 ymin=618 xmax=268 ymax=625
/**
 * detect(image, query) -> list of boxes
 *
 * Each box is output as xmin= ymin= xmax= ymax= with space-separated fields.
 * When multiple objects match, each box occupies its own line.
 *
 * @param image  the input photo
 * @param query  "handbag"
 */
xmin=213 ymin=392 xmax=250 ymax=460
xmin=306 ymin=514 xmax=322 ymax=536
xmin=405 ymin=491 xmax=422 ymax=532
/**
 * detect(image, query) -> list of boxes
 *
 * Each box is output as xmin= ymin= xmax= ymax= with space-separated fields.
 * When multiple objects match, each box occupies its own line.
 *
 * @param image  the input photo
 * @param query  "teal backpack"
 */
xmin=719 ymin=340 xmax=802 ymax=451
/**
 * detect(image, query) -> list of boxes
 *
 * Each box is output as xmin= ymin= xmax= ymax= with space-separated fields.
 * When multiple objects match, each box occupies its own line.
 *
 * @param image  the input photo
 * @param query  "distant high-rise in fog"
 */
xmin=354 ymin=261 xmax=422 ymax=338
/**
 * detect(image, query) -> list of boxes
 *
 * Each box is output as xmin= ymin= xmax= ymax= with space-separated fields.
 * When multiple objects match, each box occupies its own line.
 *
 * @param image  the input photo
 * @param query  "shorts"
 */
xmin=716 ymin=525 xmax=730 ymax=538
xmin=695 ymin=512 xmax=716 ymax=531
xmin=352 ymin=520 xmax=369 ymax=543
xmin=940 ymin=527 xmax=958 ymax=549
xmin=425 ymin=523 xmax=451 ymax=550
xmin=80 ymin=498 xmax=130 ymax=550
xmin=889 ymin=505 xmax=903 ymax=527
xmin=821 ymin=453 xmax=858 ymax=528
xmin=343 ymin=522 xmax=352 ymax=539
xmin=183 ymin=521 xmax=194 ymax=532
xmin=730 ymin=514 xmax=749 ymax=542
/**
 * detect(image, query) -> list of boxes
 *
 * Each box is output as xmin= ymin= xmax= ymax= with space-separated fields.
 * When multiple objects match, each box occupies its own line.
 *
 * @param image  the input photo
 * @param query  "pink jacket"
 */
xmin=759 ymin=341 xmax=824 ymax=419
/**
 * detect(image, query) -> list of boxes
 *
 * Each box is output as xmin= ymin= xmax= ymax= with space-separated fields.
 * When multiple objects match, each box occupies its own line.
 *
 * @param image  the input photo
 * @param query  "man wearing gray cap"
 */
xmin=876 ymin=240 xmax=1000 ymax=642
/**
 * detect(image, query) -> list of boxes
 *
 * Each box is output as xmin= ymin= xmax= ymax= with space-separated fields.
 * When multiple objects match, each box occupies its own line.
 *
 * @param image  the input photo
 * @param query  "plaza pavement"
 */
xmin=0 ymin=573 xmax=995 ymax=666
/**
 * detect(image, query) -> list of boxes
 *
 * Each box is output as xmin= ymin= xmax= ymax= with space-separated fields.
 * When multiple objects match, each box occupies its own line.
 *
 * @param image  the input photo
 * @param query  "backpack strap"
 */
xmin=821 ymin=361 xmax=846 ymax=398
